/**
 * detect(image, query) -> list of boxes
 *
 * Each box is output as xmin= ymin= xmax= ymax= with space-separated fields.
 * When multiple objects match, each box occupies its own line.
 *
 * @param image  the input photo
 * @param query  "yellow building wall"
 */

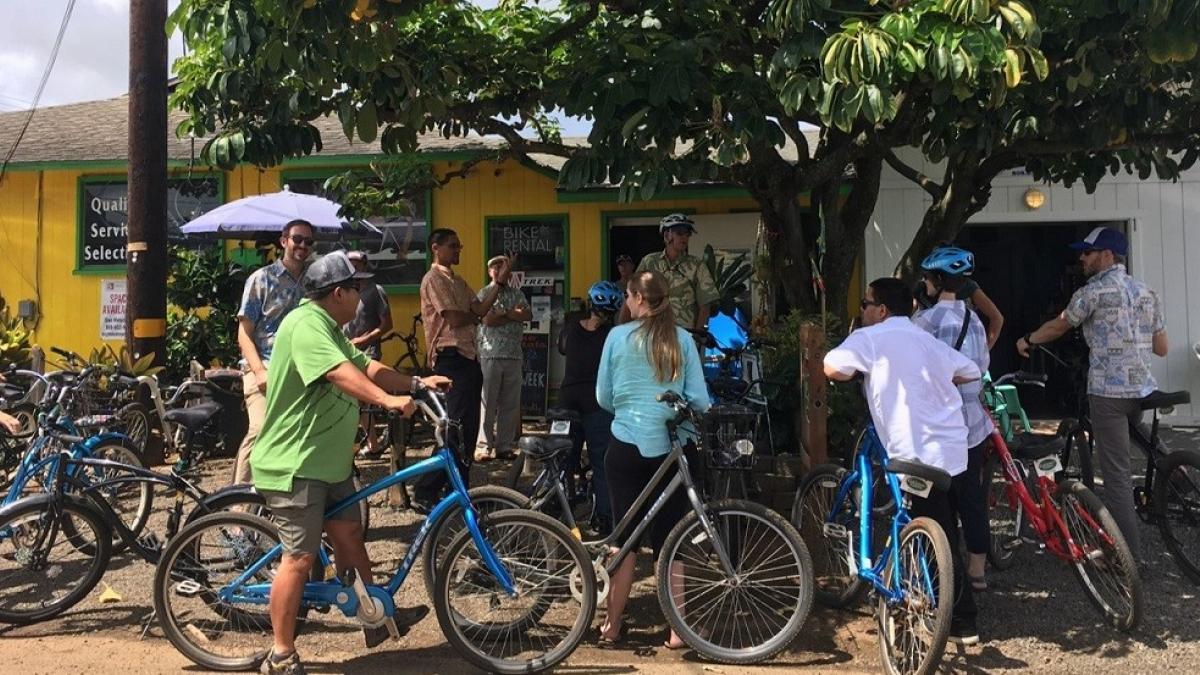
xmin=0 ymin=158 xmax=766 ymax=366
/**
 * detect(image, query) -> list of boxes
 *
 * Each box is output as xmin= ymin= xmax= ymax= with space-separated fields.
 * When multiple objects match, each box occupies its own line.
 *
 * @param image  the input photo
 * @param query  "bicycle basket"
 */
xmin=702 ymin=403 xmax=759 ymax=470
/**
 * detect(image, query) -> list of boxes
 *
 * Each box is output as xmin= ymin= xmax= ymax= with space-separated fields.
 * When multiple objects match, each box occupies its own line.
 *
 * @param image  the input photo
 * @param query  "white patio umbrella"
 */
xmin=179 ymin=187 xmax=382 ymax=241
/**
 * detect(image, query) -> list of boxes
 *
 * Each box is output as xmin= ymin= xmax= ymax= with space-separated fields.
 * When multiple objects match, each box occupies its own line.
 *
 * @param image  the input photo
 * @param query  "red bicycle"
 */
xmin=984 ymin=398 xmax=1143 ymax=631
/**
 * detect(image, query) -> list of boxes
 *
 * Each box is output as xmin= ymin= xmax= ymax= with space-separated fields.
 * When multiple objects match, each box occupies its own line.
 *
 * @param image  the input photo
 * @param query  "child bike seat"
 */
xmin=517 ymin=435 xmax=575 ymax=461
xmin=886 ymin=459 xmax=952 ymax=492
xmin=1138 ymin=390 xmax=1190 ymax=411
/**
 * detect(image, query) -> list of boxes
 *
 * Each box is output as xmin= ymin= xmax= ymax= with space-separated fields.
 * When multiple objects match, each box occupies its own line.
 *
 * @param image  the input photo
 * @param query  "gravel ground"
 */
xmin=1 ymin=426 xmax=1198 ymax=674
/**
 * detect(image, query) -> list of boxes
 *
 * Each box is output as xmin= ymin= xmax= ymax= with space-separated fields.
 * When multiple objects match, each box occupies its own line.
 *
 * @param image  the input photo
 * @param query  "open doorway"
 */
xmin=956 ymin=220 xmax=1129 ymax=417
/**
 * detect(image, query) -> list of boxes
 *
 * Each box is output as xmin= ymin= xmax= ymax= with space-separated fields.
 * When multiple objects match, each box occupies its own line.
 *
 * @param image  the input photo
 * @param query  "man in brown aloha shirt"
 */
xmin=628 ymin=213 xmax=719 ymax=330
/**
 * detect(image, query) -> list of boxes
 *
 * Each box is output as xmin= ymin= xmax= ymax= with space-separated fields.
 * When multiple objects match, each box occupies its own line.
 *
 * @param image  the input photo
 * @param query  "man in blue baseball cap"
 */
xmin=1017 ymin=226 xmax=1168 ymax=553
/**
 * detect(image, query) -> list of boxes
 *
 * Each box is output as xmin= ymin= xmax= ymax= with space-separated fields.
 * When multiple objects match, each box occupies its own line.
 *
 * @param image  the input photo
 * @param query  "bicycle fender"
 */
xmin=187 ymin=485 xmax=265 ymax=526
xmin=0 ymin=491 xmax=98 ymax=521
xmin=80 ymin=432 xmax=139 ymax=454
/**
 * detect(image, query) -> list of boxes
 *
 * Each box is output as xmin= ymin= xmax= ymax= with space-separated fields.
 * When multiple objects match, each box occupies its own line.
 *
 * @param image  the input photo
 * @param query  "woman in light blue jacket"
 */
xmin=596 ymin=270 xmax=710 ymax=648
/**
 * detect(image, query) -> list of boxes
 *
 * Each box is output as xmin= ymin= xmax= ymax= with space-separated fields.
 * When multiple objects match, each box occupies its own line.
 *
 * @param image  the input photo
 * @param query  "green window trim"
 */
xmin=483 ymin=213 xmax=571 ymax=309
xmin=278 ymin=167 xmax=432 ymax=295
xmin=74 ymin=171 xmax=227 ymax=275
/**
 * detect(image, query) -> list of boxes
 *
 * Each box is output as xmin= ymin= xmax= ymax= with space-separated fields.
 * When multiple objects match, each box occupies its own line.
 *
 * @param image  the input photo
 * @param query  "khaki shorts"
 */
xmin=260 ymin=477 xmax=361 ymax=556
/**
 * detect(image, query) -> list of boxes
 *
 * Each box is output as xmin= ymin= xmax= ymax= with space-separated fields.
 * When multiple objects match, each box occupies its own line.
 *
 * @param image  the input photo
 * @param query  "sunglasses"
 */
xmin=860 ymin=299 xmax=882 ymax=309
xmin=288 ymin=234 xmax=315 ymax=247
xmin=337 ymin=282 xmax=362 ymax=293
xmin=440 ymin=241 xmax=463 ymax=250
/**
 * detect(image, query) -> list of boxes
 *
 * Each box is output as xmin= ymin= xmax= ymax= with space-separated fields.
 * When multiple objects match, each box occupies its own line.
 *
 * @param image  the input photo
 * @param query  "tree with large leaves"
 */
xmin=170 ymin=0 xmax=1045 ymax=314
xmin=891 ymin=0 xmax=1200 ymax=277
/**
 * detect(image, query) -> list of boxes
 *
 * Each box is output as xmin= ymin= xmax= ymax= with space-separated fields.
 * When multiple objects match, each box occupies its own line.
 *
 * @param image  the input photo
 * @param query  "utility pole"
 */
xmin=126 ymin=0 xmax=168 ymax=365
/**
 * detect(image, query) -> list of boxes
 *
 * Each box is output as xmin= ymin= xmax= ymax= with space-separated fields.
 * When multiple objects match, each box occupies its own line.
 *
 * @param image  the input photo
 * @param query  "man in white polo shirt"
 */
xmin=824 ymin=276 xmax=984 ymax=646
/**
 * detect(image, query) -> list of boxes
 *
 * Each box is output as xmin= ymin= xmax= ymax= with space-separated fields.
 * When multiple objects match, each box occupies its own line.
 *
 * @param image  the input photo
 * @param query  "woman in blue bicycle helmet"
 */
xmin=914 ymin=243 xmax=1004 ymax=348
xmin=556 ymin=281 xmax=624 ymax=537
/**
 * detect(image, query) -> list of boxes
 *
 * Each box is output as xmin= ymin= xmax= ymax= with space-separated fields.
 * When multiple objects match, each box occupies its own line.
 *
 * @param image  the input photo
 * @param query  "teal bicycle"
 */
xmin=793 ymin=423 xmax=954 ymax=675
xmin=152 ymin=382 xmax=596 ymax=674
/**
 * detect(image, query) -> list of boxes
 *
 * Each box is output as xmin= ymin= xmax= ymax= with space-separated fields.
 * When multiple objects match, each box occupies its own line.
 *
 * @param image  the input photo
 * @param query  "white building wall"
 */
xmin=865 ymin=148 xmax=1200 ymax=424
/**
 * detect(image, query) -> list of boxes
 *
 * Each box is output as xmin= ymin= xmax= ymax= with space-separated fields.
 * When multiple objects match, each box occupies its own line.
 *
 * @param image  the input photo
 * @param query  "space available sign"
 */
xmin=79 ymin=179 xmax=222 ymax=269
xmin=100 ymin=279 xmax=127 ymax=340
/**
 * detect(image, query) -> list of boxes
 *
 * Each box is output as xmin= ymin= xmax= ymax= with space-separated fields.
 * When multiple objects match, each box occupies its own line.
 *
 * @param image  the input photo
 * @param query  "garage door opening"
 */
xmin=955 ymin=220 xmax=1129 ymax=417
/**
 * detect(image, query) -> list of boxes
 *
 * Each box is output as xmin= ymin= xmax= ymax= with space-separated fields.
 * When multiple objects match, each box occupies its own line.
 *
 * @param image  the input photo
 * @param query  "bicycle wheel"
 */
xmin=1055 ymin=479 xmax=1142 ymax=631
xmin=660 ymin=498 xmax=813 ymax=664
xmin=435 ymin=509 xmax=595 ymax=675
xmin=115 ymin=402 xmax=151 ymax=454
xmin=422 ymin=485 xmax=527 ymax=601
xmin=877 ymin=516 xmax=954 ymax=675
xmin=0 ymin=496 xmax=112 ymax=625
xmin=792 ymin=464 xmax=866 ymax=608
xmin=1061 ymin=420 xmax=1095 ymax=489
xmin=153 ymin=511 xmax=286 ymax=671
xmin=68 ymin=439 xmax=153 ymax=553
xmin=986 ymin=457 xmax=1029 ymax=570
xmin=1155 ymin=449 xmax=1200 ymax=584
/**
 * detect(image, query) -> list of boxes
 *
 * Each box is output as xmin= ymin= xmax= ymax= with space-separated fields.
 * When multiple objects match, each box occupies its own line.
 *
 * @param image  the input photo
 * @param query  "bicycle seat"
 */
xmin=544 ymin=407 xmax=582 ymax=423
xmin=163 ymin=402 xmax=223 ymax=432
xmin=517 ymin=435 xmax=574 ymax=461
xmin=887 ymin=459 xmax=952 ymax=492
xmin=710 ymin=376 xmax=749 ymax=400
xmin=1007 ymin=432 xmax=1062 ymax=461
xmin=1138 ymin=390 xmax=1190 ymax=411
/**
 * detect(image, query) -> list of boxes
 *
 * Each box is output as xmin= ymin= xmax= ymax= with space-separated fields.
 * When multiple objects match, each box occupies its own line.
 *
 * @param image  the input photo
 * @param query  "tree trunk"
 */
xmin=822 ymin=154 xmax=883 ymax=318
xmin=757 ymin=191 xmax=819 ymax=315
xmin=893 ymin=162 xmax=983 ymax=281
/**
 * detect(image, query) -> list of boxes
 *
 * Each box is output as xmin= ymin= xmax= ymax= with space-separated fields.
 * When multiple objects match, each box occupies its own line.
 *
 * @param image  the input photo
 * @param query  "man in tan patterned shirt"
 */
xmin=625 ymin=213 xmax=719 ymax=330
xmin=413 ymin=228 xmax=511 ymax=511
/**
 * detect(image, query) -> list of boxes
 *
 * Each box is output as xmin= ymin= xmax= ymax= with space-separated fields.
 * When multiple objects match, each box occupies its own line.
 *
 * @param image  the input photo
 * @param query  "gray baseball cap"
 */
xmin=303 ymin=250 xmax=374 ymax=296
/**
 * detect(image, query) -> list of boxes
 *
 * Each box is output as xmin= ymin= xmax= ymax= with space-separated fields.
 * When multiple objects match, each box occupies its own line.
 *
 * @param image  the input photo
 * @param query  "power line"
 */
xmin=0 ymin=0 xmax=78 ymax=183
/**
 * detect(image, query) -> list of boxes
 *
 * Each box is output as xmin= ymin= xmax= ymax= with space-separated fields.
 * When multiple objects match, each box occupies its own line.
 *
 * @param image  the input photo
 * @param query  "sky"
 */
xmin=0 ymin=0 xmax=589 ymax=134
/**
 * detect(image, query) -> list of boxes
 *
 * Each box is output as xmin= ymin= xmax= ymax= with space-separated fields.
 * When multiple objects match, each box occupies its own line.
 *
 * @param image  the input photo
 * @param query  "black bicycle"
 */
xmin=0 ymin=448 xmax=263 ymax=625
xmin=1030 ymin=344 xmax=1200 ymax=583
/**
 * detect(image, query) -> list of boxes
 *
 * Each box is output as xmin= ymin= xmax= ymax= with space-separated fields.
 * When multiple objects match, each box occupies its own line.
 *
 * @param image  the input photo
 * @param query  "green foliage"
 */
xmin=86 ymin=345 xmax=166 ymax=378
xmin=0 ymin=311 xmax=31 ymax=369
xmin=165 ymin=245 xmax=252 ymax=381
xmin=701 ymin=244 xmax=753 ymax=316
xmin=754 ymin=310 xmax=865 ymax=457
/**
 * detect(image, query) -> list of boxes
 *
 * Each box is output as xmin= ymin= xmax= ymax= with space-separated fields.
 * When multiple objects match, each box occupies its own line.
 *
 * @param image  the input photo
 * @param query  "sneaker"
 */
xmin=260 ymin=650 xmax=306 ymax=675
xmin=948 ymin=619 xmax=980 ymax=646
xmin=394 ymin=603 xmax=431 ymax=629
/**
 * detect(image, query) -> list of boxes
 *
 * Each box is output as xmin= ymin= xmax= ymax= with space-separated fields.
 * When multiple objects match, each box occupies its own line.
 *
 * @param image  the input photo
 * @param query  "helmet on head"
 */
xmin=659 ymin=213 xmax=696 ymax=234
xmin=920 ymin=246 xmax=975 ymax=277
xmin=588 ymin=281 xmax=623 ymax=313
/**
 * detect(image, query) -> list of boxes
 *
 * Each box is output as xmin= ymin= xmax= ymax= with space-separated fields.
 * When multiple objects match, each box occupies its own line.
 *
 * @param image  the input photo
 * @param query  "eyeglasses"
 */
xmin=288 ymin=234 xmax=315 ymax=247
xmin=1081 ymin=249 xmax=1101 ymax=256
xmin=337 ymin=282 xmax=362 ymax=293
xmin=440 ymin=241 xmax=463 ymax=250
xmin=860 ymin=299 xmax=882 ymax=309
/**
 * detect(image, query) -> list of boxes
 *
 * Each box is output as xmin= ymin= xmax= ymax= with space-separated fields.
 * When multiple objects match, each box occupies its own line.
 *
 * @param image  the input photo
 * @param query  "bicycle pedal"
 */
xmin=137 ymin=532 xmax=162 ymax=551
xmin=823 ymin=523 xmax=850 ymax=540
xmin=173 ymin=579 xmax=203 ymax=598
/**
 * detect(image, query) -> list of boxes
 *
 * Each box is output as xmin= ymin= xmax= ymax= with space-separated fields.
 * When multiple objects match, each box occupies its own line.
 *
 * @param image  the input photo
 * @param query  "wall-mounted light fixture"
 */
xmin=1023 ymin=187 xmax=1046 ymax=210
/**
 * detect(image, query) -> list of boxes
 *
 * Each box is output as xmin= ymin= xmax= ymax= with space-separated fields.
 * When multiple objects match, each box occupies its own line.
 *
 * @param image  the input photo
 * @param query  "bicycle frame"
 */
xmin=221 ymin=447 xmax=515 ymax=611
xmin=987 ymin=429 xmax=1114 ymax=562
xmin=3 ymin=426 xmax=132 ymax=506
xmin=594 ymin=408 xmax=739 ymax=580
xmin=824 ymin=425 xmax=926 ymax=605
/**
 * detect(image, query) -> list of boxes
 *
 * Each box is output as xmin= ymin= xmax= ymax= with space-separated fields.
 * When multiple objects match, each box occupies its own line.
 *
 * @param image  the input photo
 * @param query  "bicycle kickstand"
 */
xmin=138 ymin=608 xmax=156 ymax=640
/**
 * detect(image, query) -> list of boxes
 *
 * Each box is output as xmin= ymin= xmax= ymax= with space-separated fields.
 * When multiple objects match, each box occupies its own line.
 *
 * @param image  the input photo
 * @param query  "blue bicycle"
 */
xmin=152 ymin=382 xmax=596 ymax=674
xmin=792 ymin=423 xmax=954 ymax=675
xmin=2 ymin=371 xmax=148 ymax=547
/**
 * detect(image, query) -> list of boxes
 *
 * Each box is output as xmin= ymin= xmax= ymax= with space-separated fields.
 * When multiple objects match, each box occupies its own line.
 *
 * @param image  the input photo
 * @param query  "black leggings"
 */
xmin=604 ymin=436 xmax=690 ymax=557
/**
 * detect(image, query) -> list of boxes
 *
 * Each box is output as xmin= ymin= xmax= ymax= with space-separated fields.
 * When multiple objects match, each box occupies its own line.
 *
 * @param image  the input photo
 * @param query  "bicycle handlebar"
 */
xmin=992 ymin=370 xmax=1048 ymax=388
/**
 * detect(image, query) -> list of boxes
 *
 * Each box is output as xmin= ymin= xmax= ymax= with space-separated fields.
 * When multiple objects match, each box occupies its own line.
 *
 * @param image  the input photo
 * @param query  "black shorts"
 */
xmin=604 ymin=436 xmax=691 ymax=557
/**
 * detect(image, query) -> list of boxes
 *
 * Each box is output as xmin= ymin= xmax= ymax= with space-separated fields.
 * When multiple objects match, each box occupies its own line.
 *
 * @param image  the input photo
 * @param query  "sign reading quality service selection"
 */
xmin=79 ymin=178 xmax=222 ymax=270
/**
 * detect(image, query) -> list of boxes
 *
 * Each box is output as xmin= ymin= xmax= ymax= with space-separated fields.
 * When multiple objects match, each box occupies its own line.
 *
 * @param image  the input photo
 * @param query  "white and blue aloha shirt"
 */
xmin=914 ymin=299 xmax=995 ymax=447
xmin=1064 ymin=264 xmax=1164 ymax=398
xmin=475 ymin=283 xmax=528 ymax=360
xmin=237 ymin=260 xmax=305 ymax=365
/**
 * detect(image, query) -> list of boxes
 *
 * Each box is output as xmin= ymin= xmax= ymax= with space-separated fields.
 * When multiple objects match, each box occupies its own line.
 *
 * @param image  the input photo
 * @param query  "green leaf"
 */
xmin=338 ymin=99 xmax=356 ymax=142
xmin=1025 ymin=47 xmax=1049 ymax=81
xmin=621 ymin=106 xmax=650 ymax=140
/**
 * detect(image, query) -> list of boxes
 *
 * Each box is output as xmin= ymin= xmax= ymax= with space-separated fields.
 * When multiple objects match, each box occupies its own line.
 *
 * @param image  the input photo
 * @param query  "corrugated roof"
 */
xmin=0 ymin=94 xmax=812 ymax=170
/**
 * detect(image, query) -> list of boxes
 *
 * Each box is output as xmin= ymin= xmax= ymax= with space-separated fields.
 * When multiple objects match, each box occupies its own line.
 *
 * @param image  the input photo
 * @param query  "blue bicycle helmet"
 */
xmin=588 ymin=281 xmax=623 ymax=313
xmin=920 ymin=246 xmax=975 ymax=277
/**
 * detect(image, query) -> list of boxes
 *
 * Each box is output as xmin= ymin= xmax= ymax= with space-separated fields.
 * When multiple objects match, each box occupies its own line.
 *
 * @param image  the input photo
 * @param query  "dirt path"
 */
xmin=4 ymin=428 xmax=1200 ymax=674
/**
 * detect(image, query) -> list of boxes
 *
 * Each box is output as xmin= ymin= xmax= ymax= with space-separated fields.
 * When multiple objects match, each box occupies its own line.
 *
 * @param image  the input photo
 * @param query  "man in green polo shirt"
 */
xmin=251 ymin=250 xmax=449 ymax=675
xmin=623 ymin=213 xmax=719 ymax=330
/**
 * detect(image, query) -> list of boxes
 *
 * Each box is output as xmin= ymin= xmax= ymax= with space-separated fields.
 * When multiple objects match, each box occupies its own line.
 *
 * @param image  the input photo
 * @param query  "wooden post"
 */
xmin=126 ymin=0 xmax=168 ymax=365
xmin=800 ymin=323 xmax=828 ymax=467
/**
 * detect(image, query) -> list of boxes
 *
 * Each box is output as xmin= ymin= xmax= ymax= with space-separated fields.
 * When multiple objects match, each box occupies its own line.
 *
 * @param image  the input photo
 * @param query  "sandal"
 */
xmin=597 ymin=624 xmax=624 ymax=646
xmin=969 ymin=574 xmax=988 ymax=592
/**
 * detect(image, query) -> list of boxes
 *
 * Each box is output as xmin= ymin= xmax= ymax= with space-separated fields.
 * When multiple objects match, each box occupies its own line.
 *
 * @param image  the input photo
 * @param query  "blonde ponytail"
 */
xmin=628 ymin=271 xmax=682 ymax=382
